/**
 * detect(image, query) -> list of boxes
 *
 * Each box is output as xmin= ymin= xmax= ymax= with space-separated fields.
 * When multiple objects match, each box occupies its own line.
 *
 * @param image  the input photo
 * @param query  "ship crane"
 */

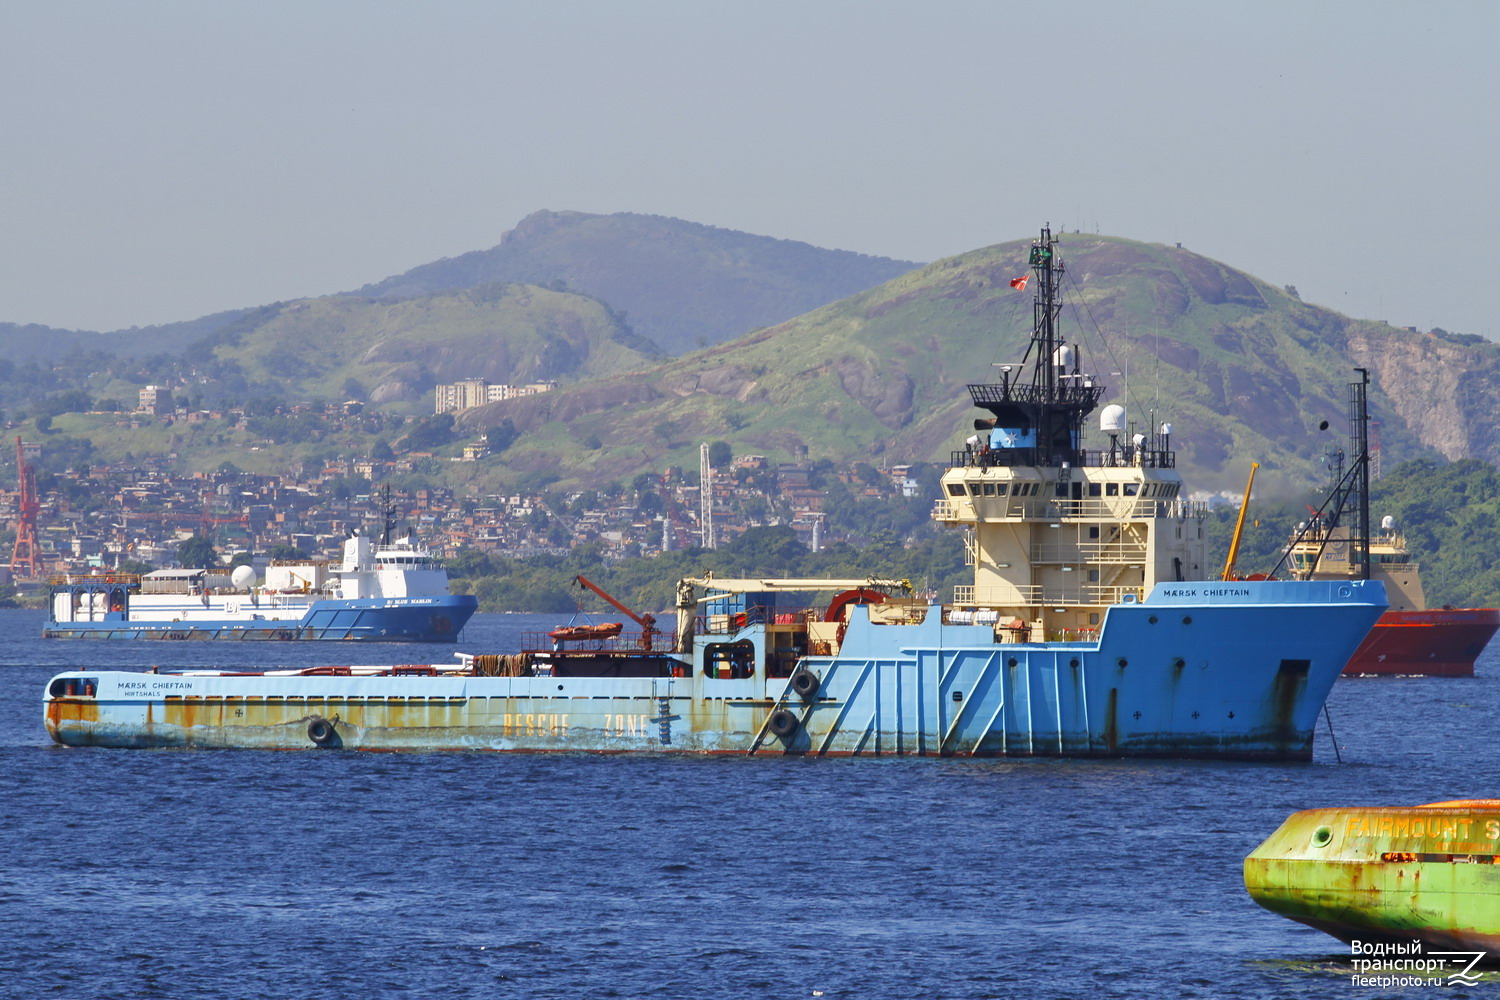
xmin=573 ymin=574 xmax=660 ymax=651
xmin=1221 ymin=462 xmax=1260 ymax=581
xmin=11 ymin=437 xmax=39 ymax=580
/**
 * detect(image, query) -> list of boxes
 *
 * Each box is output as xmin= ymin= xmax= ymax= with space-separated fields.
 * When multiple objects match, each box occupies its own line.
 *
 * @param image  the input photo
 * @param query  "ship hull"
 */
xmin=1341 ymin=608 xmax=1500 ymax=677
xmin=1245 ymin=802 xmax=1500 ymax=957
xmin=44 ymin=581 xmax=1383 ymax=759
xmin=41 ymin=594 xmax=477 ymax=642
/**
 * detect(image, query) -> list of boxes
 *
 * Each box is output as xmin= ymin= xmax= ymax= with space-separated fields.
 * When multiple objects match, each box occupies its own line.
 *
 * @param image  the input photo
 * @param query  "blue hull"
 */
xmin=42 ymin=595 xmax=477 ymax=642
xmin=771 ymin=581 xmax=1379 ymax=758
xmin=45 ymin=582 xmax=1384 ymax=759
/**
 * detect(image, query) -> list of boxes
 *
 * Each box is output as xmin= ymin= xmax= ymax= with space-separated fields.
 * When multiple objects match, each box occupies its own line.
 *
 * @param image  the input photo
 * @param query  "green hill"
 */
xmin=200 ymin=282 xmax=661 ymax=407
xmin=450 ymin=233 xmax=1463 ymax=496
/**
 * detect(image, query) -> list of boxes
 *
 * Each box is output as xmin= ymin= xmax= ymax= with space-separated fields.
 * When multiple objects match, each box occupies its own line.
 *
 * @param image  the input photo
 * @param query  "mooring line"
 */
xmin=1323 ymin=703 xmax=1342 ymax=764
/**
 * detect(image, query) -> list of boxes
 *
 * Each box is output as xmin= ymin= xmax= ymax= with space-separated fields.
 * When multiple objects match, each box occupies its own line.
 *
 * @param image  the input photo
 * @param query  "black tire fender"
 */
xmin=768 ymin=708 xmax=799 ymax=738
xmin=791 ymin=668 xmax=820 ymax=700
xmin=307 ymin=717 xmax=337 ymax=746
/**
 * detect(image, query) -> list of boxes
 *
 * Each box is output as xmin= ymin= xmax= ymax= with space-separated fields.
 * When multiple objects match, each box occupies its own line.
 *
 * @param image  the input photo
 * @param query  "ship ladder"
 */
xmin=650 ymin=676 xmax=679 ymax=746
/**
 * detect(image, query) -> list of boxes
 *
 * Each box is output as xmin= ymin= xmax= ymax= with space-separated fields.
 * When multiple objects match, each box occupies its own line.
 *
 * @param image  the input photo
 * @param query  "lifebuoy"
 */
xmin=307 ymin=718 xmax=337 ymax=746
xmin=791 ymin=668 xmax=819 ymax=700
xmin=768 ymin=709 xmax=799 ymax=738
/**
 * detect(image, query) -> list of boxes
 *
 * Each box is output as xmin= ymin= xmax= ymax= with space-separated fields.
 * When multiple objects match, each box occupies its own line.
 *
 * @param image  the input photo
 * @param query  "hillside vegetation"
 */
xmin=1208 ymin=458 xmax=1500 ymax=608
xmin=453 ymin=233 xmax=1462 ymax=495
xmin=201 ymin=283 xmax=662 ymax=407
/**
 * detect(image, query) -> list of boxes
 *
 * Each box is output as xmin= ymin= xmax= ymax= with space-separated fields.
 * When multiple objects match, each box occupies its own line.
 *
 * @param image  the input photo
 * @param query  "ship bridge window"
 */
xmin=946 ymin=484 xmax=965 ymax=497
xmin=1106 ymin=483 xmax=1119 ymax=496
xmin=49 ymin=677 xmax=98 ymax=698
xmin=704 ymin=641 xmax=755 ymax=679
xmin=982 ymin=483 xmax=996 ymax=496
xmin=968 ymin=484 xmax=983 ymax=497
xmin=995 ymin=483 xmax=1008 ymax=496
xmin=1088 ymin=483 xmax=1101 ymax=497
xmin=1123 ymin=483 xmax=1140 ymax=496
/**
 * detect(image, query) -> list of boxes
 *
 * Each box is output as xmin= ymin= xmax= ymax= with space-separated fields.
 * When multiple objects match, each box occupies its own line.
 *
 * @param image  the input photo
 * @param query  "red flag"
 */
xmin=1009 ymin=275 xmax=1029 ymax=290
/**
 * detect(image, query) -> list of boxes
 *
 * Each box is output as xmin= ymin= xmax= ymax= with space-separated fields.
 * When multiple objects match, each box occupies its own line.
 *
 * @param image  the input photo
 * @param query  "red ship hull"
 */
xmin=1341 ymin=607 xmax=1500 ymax=677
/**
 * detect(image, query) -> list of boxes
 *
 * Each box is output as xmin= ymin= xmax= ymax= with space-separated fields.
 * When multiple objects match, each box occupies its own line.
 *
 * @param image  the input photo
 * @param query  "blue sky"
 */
xmin=2 ymin=0 xmax=1495 ymax=337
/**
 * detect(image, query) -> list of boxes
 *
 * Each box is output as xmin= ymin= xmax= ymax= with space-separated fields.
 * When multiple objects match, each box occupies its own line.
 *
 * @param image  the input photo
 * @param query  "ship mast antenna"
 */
xmin=1267 ymin=369 xmax=1372 ymax=579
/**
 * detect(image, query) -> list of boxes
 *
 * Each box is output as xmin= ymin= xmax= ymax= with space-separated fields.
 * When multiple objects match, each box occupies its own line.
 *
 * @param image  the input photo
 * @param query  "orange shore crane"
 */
xmin=11 ymin=436 xmax=39 ymax=580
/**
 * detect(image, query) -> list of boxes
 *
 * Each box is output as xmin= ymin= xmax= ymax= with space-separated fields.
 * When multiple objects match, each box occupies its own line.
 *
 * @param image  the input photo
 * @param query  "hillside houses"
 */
xmin=1 ymin=448 xmax=927 ymax=579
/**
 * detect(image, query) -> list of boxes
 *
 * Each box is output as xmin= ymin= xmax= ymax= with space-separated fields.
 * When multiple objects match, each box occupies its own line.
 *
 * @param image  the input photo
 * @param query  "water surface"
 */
xmin=2 ymin=610 xmax=1495 ymax=998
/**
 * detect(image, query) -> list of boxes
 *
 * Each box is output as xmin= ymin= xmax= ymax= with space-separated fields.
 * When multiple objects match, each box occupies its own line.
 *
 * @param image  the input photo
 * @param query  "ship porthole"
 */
xmin=1117 ymin=657 xmax=1128 ymax=668
xmin=1312 ymin=826 xmax=1333 ymax=848
xmin=1148 ymin=615 xmax=1158 ymax=625
xmin=768 ymin=709 xmax=799 ymax=738
xmin=307 ymin=718 xmax=337 ymax=746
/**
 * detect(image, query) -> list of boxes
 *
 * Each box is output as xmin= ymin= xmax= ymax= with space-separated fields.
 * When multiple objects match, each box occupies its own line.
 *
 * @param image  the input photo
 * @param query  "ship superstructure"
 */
xmin=935 ymin=227 xmax=1205 ymax=640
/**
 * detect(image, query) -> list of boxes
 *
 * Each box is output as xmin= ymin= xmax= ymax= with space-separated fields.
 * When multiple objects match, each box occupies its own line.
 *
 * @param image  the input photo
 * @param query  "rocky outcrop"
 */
xmin=1345 ymin=328 xmax=1500 ymax=463
xmin=834 ymin=355 xmax=915 ymax=429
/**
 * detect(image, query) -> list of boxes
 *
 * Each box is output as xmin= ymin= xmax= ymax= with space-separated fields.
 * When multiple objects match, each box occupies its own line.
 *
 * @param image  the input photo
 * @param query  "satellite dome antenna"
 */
xmin=1100 ymin=404 xmax=1126 ymax=466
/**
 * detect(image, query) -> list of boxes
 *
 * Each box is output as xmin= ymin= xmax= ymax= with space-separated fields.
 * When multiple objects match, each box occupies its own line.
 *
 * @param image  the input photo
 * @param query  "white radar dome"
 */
xmin=1052 ymin=345 xmax=1075 ymax=368
xmin=1099 ymin=404 xmax=1127 ymax=432
xmin=1381 ymin=515 xmax=1396 ymax=531
xmin=231 ymin=565 xmax=257 ymax=590
xmin=1160 ymin=422 xmax=1172 ymax=436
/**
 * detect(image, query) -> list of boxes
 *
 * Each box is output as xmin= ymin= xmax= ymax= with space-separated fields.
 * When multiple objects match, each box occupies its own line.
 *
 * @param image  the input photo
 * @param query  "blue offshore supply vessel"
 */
xmin=43 ymin=226 xmax=1385 ymax=757
xmin=42 ymin=529 xmax=476 ymax=642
